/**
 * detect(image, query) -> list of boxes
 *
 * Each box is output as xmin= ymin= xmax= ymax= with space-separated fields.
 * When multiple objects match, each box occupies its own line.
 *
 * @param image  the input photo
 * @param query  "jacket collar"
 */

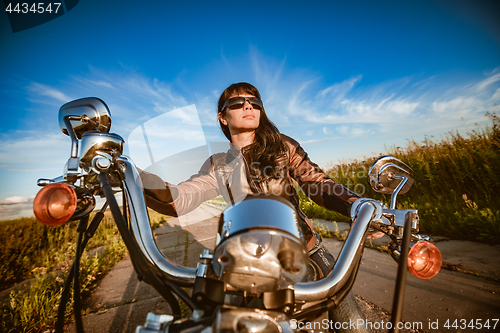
xmin=229 ymin=142 xmax=256 ymax=157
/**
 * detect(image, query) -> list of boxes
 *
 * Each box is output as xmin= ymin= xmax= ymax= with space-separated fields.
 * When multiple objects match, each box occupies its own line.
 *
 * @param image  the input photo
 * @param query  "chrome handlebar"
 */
xmin=117 ymin=156 xmax=197 ymax=286
xmin=294 ymin=200 xmax=382 ymax=301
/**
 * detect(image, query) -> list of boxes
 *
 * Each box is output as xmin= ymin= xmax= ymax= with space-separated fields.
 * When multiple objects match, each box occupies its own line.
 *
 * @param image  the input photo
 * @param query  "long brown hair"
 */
xmin=218 ymin=82 xmax=288 ymax=170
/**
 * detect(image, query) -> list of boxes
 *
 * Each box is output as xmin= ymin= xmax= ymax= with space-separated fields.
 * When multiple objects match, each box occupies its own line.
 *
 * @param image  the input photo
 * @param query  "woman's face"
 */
xmin=218 ymin=93 xmax=261 ymax=136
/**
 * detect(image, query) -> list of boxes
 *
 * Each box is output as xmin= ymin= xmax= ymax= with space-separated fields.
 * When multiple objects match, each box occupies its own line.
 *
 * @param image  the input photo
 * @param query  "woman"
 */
xmin=140 ymin=82 xmax=370 ymax=332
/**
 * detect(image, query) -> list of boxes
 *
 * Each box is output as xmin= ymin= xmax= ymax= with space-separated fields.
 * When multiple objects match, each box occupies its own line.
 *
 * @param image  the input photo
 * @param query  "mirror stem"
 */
xmin=63 ymin=115 xmax=83 ymax=176
xmin=390 ymin=175 xmax=407 ymax=209
xmin=63 ymin=115 xmax=81 ymax=159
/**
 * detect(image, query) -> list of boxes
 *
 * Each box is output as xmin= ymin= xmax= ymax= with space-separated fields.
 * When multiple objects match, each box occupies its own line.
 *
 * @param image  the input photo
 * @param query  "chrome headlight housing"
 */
xmin=212 ymin=195 xmax=308 ymax=293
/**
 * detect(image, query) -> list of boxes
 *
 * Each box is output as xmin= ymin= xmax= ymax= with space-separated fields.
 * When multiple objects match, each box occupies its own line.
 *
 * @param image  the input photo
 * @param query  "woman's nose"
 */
xmin=244 ymin=101 xmax=253 ymax=110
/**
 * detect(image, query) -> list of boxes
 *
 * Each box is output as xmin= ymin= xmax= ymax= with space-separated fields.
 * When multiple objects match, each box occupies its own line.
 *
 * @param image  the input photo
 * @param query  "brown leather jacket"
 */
xmin=140 ymin=134 xmax=360 ymax=250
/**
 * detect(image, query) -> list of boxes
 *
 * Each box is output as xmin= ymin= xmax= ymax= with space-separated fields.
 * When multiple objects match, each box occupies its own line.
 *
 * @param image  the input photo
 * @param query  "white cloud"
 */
xmin=69 ymin=68 xmax=214 ymax=136
xmin=0 ymin=131 xmax=70 ymax=171
xmin=432 ymin=96 xmax=479 ymax=115
xmin=491 ymin=88 xmax=500 ymax=101
xmin=336 ymin=125 xmax=369 ymax=137
xmin=316 ymin=76 xmax=362 ymax=103
xmin=325 ymin=97 xmax=420 ymax=124
xmin=0 ymin=201 xmax=35 ymax=220
xmin=300 ymin=137 xmax=336 ymax=144
xmin=27 ymin=82 xmax=72 ymax=102
xmin=0 ymin=196 xmax=34 ymax=205
xmin=87 ymin=80 xmax=114 ymax=89
xmin=244 ymin=53 xmax=500 ymax=140
xmin=474 ymin=72 xmax=500 ymax=92
xmin=127 ymin=105 xmax=208 ymax=169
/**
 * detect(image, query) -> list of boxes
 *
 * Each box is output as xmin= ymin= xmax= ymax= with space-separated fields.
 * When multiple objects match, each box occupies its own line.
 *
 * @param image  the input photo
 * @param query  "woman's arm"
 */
xmin=284 ymin=135 xmax=360 ymax=217
xmin=139 ymin=156 xmax=220 ymax=217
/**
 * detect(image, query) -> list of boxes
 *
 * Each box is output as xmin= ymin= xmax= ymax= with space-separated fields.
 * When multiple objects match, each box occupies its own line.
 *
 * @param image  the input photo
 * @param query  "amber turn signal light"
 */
xmin=33 ymin=183 xmax=77 ymax=225
xmin=407 ymin=241 xmax=442 ymax=279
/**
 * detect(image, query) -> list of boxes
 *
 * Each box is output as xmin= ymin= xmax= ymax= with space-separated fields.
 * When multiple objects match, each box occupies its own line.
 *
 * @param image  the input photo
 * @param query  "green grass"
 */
xmin=312 ymin=221 xmax=348 ymax=241
xmin=2 ymin=240 xmax=126 ymax=333
xmin=0 ymin=208 xmax=167 ymax=333
xmin=301 ymin=113 xmax=500 ymax=244
xmin=204 ymin=195 xmax=228 ymax=209
xmin=298 ymin=188 xmax=351 ymax=223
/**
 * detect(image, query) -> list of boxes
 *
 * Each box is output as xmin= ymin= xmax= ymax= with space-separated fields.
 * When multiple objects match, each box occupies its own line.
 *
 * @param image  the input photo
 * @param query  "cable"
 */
xmin=389 ymin=212 xmax=413 ymax=333
xmin=98 ymin=172 xmax=183 ymax=317
xmin=73 ymin=216 xmax=89 ymax=333
xmin=55 ymin=203 xmax=108 ymax=333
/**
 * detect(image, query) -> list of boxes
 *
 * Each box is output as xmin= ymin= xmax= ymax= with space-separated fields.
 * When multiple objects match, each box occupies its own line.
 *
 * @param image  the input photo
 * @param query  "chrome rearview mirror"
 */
xmin=369 ymin=156 xmax=413 ymax=209
xmin=57 ymin=98 xmax=112 ymax=182
xmin=58 ymin=97 xmax=111 ymax=139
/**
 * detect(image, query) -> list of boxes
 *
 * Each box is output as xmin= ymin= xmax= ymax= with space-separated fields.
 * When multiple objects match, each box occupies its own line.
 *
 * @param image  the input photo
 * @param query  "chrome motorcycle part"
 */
xmin=261 ymin=288 xmax=295 ymax=315
xmin=350 ymin=198 xmax=383 ymax=222
xmin=135 ymin=313 xmax=174 ymax=333
xmin=388 ymin=241 xmax=402 ymax=262
xmin=92 ymin=156 xmax=112 ymax=172
xmin=212 ymin=307 xmax=294 ymax=333
xmin=196 ymin=249 xmax=213 ymax=278
xmin=369 ymin=156 xmax=413 ymax=195
xmin=240 ymin=232 xmax=272 ymax=257
xmin=79 ymin=131 xmax=124 ymax=171
xmin=63 ymin=115 xmax=82 ymax=181
xmin=37 ymin=175 xmax=65 ymax=186
xmin=413 ymin=234 xmax=430 ymax=242
xmin=58 ymin=97 xmax=111 ymax=139
xmin=217 ymin=195 xmax=305 ymax=243
xmin=382 ymin=208 xmax=419 ymax=231
xmin=214 ymin=230 xmax=307 ymax=293
xmin=369 ymin=155 xmax=414 ymax=209
xmin=71 ymin=187 xmax=97 ymax=220
xmin=193 ymin=276 xmax=225 ymax=308
xmin=118 ymin=156 xmax=197 ymax=285
xmin=212 ymin=196 xmax=308 ymax=293
xmin=294 ymin=201 xmax=381 ymax=301
xmin=389 ymin=174 xmax=407 ymax=209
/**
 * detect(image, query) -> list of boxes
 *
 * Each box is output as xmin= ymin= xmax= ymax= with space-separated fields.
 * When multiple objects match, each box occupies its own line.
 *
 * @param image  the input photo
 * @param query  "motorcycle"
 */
xmin=32 ymin=97 xmax=442 ymax=333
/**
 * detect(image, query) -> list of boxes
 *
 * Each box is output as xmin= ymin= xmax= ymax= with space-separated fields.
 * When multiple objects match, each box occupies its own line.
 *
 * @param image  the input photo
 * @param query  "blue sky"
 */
xmin=0 ymin=0 xmax=499 ymax=219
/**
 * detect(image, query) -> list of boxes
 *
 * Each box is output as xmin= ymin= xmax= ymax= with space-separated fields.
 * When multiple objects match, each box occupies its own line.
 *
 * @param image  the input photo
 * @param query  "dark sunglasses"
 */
xmin=221 ymin=97 xmax=263 ymax=111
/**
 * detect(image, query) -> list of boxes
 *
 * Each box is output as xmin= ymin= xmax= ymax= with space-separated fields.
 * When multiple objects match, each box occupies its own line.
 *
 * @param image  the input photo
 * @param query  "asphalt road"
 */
xmin=322 ymin=238 xmax=500 ymax=333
